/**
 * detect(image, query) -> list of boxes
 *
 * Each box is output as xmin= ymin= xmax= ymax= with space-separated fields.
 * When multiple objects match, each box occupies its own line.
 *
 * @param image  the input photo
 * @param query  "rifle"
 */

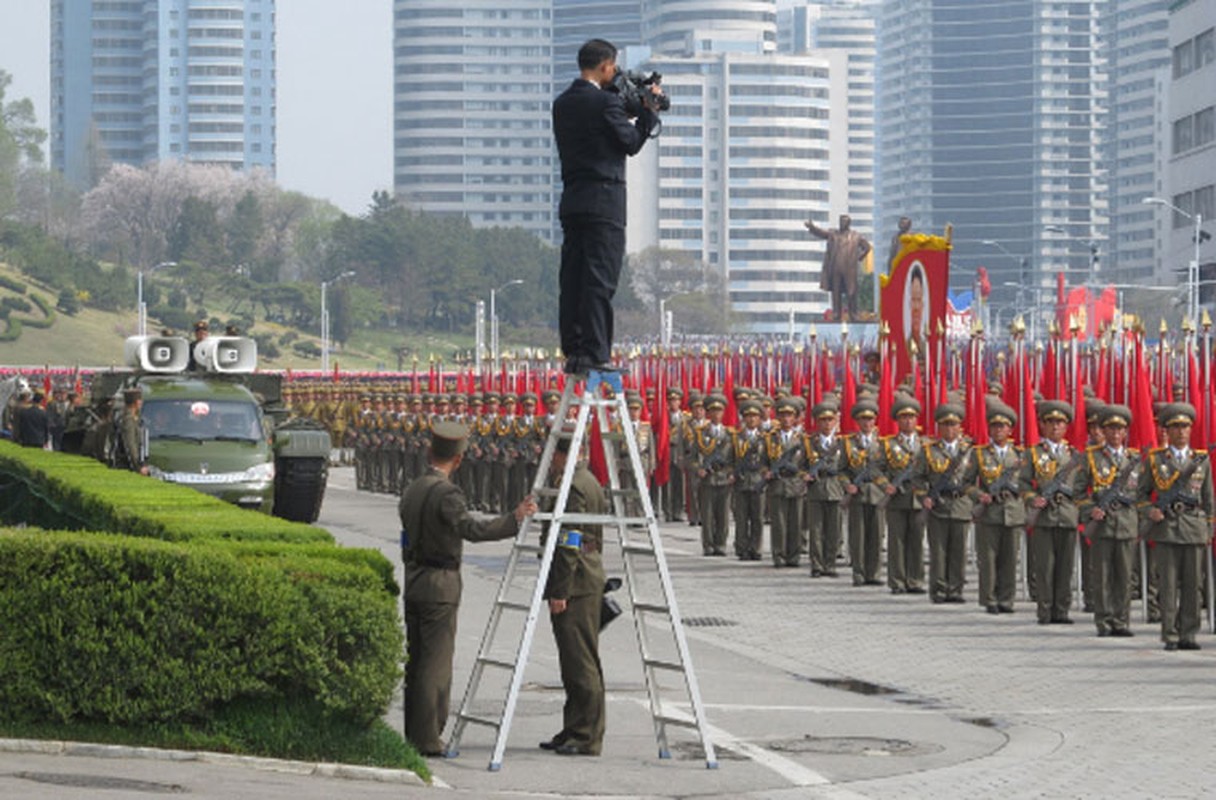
xmin=972 ymin=465 xmax=1020 ymax=520
xmin=926 ymin=445 xmax=969 ymax=505
xmin=1025 ymin=452 xmax=1085 ymax=527
xmin=843 ymin=458 xmax=880 ymax=507
xmin=1090 ymin=457 xmax=1141 ymax=514
xmin=769 ymin=438 xmax=804 ymax=479
xmin=702 ymin=439 xmax=732 ymax=476
xmin=1141 ymin=455 xmax=1205 ymax=534
xmin=805 ymin=452 xmax=842 ymax=483
xmin=877 ymin=460 xmax=918 ymax=508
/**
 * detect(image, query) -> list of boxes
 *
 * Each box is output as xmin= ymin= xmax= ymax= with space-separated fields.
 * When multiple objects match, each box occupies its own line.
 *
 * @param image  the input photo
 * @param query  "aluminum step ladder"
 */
xmin=445 ymin=371 xmax=718 ymax=771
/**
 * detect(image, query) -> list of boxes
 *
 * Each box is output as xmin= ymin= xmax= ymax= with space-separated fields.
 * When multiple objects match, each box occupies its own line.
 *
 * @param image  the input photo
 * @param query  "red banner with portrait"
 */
xmin=880 ymin=233 xmax=951 ymax=385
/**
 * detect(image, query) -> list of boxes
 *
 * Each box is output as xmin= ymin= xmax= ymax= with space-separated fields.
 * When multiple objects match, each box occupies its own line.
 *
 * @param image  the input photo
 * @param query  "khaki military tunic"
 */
xmin=1140 ymin=447 xmax=1214 ymax=646
xmin=694 ymin=423 xmax=734 ymax=555
xmin=1025 ymin=441 xmax=1086 ymax=622
xmin=971 ymin=444 xmax=1026 ymax=610
xmin=874 ymin=434 xmax=926 ymax=593
xmin=543 ymin=463 xmax=607 ymax=754
xmin=399 ymin=468 xmax=519 ymax=754
xmin=843 ymin=431 xmax=884 ymax=585
xmin=766 ymin=428 xmax=809 ymax=567
xmin=806 ymin=432 xmax=847 ymax=577
xmin=731 ymin=426 xmax=768 ymax=560
xmin=918 ymin=438 xmax=976 ymax=602
xmin=1079 ymin=445 xmax=1142 ymax=634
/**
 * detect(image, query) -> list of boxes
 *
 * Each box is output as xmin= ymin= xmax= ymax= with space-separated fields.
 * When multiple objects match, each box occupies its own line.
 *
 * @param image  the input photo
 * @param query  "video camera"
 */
xmin=610 ymin=69 xmax=671 ymax=117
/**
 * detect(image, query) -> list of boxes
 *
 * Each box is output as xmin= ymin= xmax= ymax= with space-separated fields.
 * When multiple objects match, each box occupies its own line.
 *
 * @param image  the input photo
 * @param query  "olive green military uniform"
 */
xmin=399 ymin=458 xmax=520 ymax=755
xmin=1140 ymin=404 xmax=1213 ymax=649
xmin=919 ymin=411 xmax=976 ymax=603
xmin=682 ymin=397 xmax=707 ymax=526
xmin=694 ymin=402 xmax=733 ymax=556
xmin=543 ymin=461 xmax=607 ymax=755
xmin=731 ymin=402 xmax=767 ymax=560
xmin=972 ymin=432 xmax=1027 ymax=612
xmin=117 ymin=405 xmax=144 ymax=472
xmin=1079 ymin=405 xmax=1141 ymax=636
xmin=843 ymin=420 xmax=884 ymax=585
xmin=1025 ymin=403 xmax=1088 ymax=623
xmin=874 ymin=430 xmax=927 ymax=593
xmin=662 ymin=390 xmax=687 ymax=522
xmin=806 ymin=404 xmax=847 ymax=578
xmin=765 ymin=419 xmax=809 ymax=567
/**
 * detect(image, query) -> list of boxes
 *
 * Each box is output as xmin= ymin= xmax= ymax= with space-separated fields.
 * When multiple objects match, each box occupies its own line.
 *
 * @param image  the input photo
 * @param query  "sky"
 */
xmin=0 ymin=0 xmax=394 ymax=215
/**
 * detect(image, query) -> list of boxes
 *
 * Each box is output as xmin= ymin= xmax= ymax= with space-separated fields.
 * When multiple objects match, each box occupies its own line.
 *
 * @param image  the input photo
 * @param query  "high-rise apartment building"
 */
xmin=1103 ymin=0 xmax=1170 ymax=284
xmin=51 ymin=0 xmax=276 ymax=188
xmin=778 ymin=1 xmax=877 ymax=236
xmin=877 ymin=1 xmax=1109 ymax=310
xmin=1160 ymin=0 xmax=1215 ymax=300
xmin=392 ymin=0 xmax=554 ymax=243
xmin=624 ymin=0 xmax=854 ymax=332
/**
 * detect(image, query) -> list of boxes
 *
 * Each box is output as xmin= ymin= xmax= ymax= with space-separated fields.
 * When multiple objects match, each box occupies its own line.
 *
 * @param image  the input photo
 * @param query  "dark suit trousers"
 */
xmin=551 ymin=593 xmax=605 ymax=753
xmin=560 ymin=214 xmax=625 ymax=364
xmin=404 ymin=600 xmax=458 ymax=754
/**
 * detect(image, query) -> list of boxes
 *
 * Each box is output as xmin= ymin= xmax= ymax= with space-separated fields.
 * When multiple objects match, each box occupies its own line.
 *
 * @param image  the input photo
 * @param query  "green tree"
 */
xmin=227 ymin=190 xmax=263 ymax=272
xmin=169 ymin=197 xmax=223 ymax=266
xmin=0 ymin=69 xmax=48 ymax=219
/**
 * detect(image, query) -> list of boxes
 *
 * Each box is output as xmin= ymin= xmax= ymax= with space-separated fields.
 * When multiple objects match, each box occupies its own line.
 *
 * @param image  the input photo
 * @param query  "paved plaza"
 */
xmin=2 ymin=469 xmax=1213 ymax=799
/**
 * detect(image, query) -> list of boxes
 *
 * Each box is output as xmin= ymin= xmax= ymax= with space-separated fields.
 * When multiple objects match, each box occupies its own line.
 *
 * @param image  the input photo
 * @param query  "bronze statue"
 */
xmin=889 ymin=216 xmax=912 ymax=270
xmin=804 ymin=214 xmax=871 ymax=322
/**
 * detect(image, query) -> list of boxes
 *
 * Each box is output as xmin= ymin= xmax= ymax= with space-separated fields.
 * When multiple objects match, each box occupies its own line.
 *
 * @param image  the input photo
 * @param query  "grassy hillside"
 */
xmin=0 ymin=261 xmax=481 ymax=372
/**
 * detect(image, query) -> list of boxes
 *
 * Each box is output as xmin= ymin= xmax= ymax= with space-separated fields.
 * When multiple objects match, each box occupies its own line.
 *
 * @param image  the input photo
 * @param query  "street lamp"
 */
xmin=1144 ymin=196 xmax=1206 ymax=326
xmin=658 ymin=291 xmax=697 ymax=349
xmin=490 ymin=279 xmax=524 ymax=374
xmin=137 ymin=261 xmax=177 ymax=337
xmin=321 ymin=271 xmax=356 ymax=374
xmin=981 ymin=240 xmax=1030 ymax=338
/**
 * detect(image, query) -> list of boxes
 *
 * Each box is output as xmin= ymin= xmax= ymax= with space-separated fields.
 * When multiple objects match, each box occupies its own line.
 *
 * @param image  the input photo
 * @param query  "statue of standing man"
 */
xmin=805 ymin=214 xmax=871 ymax=322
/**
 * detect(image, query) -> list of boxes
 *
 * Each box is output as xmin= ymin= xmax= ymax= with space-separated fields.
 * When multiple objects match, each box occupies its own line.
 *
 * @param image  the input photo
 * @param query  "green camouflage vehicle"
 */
xmin=66 ymin=335 xmax=329 ymax=523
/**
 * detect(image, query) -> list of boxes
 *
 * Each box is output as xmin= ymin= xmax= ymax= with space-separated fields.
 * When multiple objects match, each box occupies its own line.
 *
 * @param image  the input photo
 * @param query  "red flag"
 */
xmin=877 ymin=339 xmax=896 ymax=437
xmin=1128 ymin=335 xmax=1158 ymax=451
xmin=723 ymin=356 xmax=737 ymax=427
xmin=840 ymin=352 xmax=858 ymax=435
xmin=1022 ymin=352 xmax=1040 ymax=446
xmin=1042 ymin=341 xmax=1057 ymax=401
xmin=1068 ymin=353 xmax=1088 ymax=450
xmin=588 ymin=412 xmax=608 ymax=485
xmin=654 ymin=375 xmax=670 ymax=487
xmin=1188 ymin=348 xmax=1205 ymax=450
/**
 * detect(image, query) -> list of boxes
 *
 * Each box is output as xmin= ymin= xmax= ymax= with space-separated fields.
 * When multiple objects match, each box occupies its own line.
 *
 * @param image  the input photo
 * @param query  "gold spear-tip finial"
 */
xmin=936 ymin=318 xmax=945 ymax=336
xmin=808 ymin=324 xmax=818 ymax=339
xmin=841 ymin=319 xmax=849 ymax=337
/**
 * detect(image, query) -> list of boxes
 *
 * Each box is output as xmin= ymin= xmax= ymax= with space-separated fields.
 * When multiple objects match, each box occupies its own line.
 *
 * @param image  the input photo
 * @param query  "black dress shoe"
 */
xmin=1097 ymin=628 xmax=1110 ymax=637
xmin=554 ymin=743 xmax=597 ymax=756
xmin=1179 ymin=640 xmax=1202 ymax=651
xmin=986 ymin=605 xmax=1000 ymax=614
xmin=998 ymin=605 xmax=1015 ymax=614
xmin=945 ymin=596 xmax=966 ymax=604
xmin=811 ymin=569 xmax=823 ymax=577
xmin=865 ymin=579 xmax=885 ymax=586
xmin=1164 ymin=642 xmax=1179 ymax=651
xmin=539 ymin=733 xmax=569 ymax=751
xmin=1037 ymin=618 xmax=1050 ymax=625
xmin=822 ymin=570 xmax=839 ymax=577
xmin=1110 ymin=628 xmax=1134 ymax=638
xmin=891 ymin=587 xmax=907 ymax=595
xmin=932 ymin=596 xmax=946 ymax=604
xmin=1051 ymin=617 xmax=1074 ymax=625
xmin=420 ymin=749 xmax=449 ymax=758
xmin=907 ymin=587 xmax=927 ymax=595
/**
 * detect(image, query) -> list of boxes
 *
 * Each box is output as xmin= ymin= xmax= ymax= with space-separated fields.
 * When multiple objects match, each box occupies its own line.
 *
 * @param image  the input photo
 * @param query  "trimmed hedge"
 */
xmin=0 ymin=273 xmax=27 ymax=294
xmin=0 ymin=441 xmax=403 ymax=727
xmin=20 ymin=293 xmax=55 ymax=329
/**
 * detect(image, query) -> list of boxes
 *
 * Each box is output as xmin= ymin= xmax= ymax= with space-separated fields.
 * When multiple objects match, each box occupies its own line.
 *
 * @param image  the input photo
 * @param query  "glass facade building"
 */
xmin=51 ymin=0 xmax=276 ymax=188
xmin=392 ymin=0 xmax=554 ymax=243
xmin=877 ymin=0 xmax=1108 ymax=309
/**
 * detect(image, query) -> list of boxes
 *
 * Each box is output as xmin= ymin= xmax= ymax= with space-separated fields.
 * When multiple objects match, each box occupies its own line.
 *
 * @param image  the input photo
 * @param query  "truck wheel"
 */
xmin=274 ymin=456 xmax=328 ymax=523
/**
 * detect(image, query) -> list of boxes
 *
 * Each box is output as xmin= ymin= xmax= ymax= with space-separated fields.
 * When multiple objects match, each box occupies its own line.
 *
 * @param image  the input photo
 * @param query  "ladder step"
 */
xmin=477 ymin=656 xmax=517 ymax=671
xmin=655 ymin=714 xmax=700 ymax=731
xmin=532 ymin=512 xmax=651 ymax=526
xmin=513 ymin=542 xmax=543 ymax=554
xmin=456 ymin=712 xmax=503 ymax=729
xmin=644 ymin=658 xmax=686 ymax=673
xmin=496 ymin=599 xmax=531 ymax=612
xmin=633 ymin=601 xmax=671 ymax=615
xmin=622 ymin=542 xmax=657 ymax=556
xmin=533 ymin=487 xmax=560 ymax=497
xmin=601 ymin=432 xmax=626 ymax=442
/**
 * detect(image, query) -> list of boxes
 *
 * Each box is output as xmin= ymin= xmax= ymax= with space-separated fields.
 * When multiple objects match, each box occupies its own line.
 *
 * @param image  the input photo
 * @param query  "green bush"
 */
xmin=0 ymin=273 xmax=27 ymax=294
xmin=0 ymin=530 xmax=402 ymax=726
xmin=0 ymin=441 xmax=403 ymax=729
xmin=18 ymin=293 xmax=55 ymax=329
xmin=0 ymin=316 xmax=21 ymax=342
xmin=57 ymin=287 xmax=80 ymax=316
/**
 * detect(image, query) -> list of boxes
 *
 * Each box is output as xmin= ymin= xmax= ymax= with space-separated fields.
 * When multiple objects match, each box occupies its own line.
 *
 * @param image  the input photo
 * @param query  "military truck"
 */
xmin=65 ymin=335 xmax=329 ymax=523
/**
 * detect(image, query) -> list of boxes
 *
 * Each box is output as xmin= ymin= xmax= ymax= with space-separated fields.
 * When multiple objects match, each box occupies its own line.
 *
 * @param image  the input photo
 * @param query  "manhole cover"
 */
xmin=9 ymin=772 xmax=186 ymax=793
xmin=682 ymin=616 xmax=738 ymax=627
xmin=668 ymin=741 xmax=749 ymax=761
xmin=768 ymin=736 xmax=941 ymax=757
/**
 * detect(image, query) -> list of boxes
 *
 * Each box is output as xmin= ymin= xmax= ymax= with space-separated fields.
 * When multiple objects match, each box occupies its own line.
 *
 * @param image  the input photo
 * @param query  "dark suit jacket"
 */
xmin=553 ymin=78 xmax=658 ymax=226
xmin=15 ymin=405 xmax=48 ymax=448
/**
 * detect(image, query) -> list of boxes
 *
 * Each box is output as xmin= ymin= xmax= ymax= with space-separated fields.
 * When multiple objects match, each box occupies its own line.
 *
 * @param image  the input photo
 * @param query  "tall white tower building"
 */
xmin=392 ymin=0 xmax=554 ymax=242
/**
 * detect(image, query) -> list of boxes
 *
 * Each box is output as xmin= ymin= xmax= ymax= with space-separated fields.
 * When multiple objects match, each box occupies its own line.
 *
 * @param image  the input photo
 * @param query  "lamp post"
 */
xmin=321 ymin=271 xmax=356 ymax=375
xmin=658 ymin=291 xmax=696 ymax=350
xmin=1144 ymin=197 xmax=1205 ymax=326
xmin=983 ymin=240 xmax=1033 ymax=340
xmin=137 ymin=261 xmax=177 ymax=337
xmin=490 ymin=279 xmax=524 ymax=375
